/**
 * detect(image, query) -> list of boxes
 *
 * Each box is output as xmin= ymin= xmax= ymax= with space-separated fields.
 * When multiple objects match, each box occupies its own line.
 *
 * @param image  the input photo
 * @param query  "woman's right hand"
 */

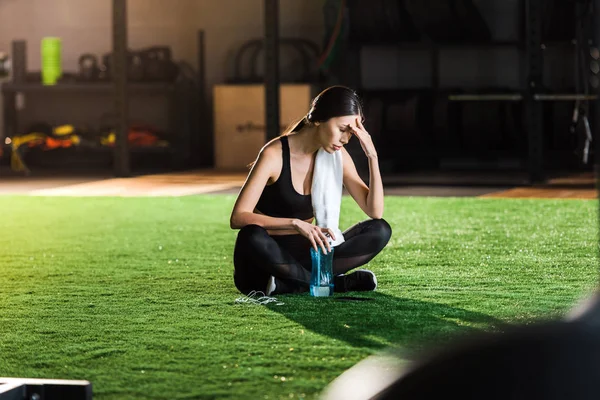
xmin=292 ymin=219 xmax=335 ymax=254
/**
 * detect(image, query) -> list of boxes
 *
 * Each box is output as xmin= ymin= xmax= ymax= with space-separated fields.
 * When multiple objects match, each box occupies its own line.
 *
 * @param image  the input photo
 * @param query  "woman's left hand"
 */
xmin=350 ymin=118 xmax=378 ymax=159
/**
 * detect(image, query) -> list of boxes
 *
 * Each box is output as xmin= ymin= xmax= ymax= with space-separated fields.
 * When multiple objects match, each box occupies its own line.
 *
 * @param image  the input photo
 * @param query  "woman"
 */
xmin=230 ymin=85 xmax=392 ymax=295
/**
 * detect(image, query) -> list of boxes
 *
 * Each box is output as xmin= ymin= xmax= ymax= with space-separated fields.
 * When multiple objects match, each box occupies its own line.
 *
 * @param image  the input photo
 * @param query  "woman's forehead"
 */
xmin=332 ymin=115 xmax=360 ymax=125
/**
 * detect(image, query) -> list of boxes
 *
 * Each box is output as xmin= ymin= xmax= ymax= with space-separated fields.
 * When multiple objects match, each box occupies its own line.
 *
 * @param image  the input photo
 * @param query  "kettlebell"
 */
xmin=78 ymin=53 xmax=100 ymax=81
xmin=144 ymin=46 xmax=177 ymax=81
xmin=101 ymin=51 xmax=145 ymax=82
xmin=129 ymin=52 xmax=145 ymax=81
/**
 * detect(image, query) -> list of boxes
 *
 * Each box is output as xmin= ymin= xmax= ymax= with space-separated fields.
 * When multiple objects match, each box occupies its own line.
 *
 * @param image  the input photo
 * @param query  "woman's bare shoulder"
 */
xmin=257 ymin=136 xmax=283 ymax=163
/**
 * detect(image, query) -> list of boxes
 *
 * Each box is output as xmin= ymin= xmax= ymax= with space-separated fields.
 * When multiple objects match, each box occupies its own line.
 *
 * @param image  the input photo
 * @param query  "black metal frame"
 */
xmin=264 ymin=0 xmax=280 ymax=141
xmin=594 ymin=0 xmax=600 ymax=207
xmin=196 ymin=30 xmax=212 ymax=167
xmin=525 ymin=0 xmax=544 ymax=183
xmin=112 ymin=0 xmax=129 ymax=177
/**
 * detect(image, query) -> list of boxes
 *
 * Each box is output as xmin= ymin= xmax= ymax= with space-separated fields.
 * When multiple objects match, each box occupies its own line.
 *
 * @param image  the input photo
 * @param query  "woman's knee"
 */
xmin=370 ymin=218 xmax=392 ymax=238
xmin=237 ymin=224 xmax=269 ymax=244
xmin=370 ymin=218 xmax=392 ymax=247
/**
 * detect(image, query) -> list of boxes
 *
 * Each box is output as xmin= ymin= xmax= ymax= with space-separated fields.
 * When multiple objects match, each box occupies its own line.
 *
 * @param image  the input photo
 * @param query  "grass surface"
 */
xmin=0 ymin=195 xmax=597 ymax=399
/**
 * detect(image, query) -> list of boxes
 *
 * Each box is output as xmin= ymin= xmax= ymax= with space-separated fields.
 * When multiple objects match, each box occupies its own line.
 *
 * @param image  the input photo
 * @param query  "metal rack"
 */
xmin=262 ymin=0 xmax=598 ymax=184
xmin=1 ymin=0 xmax=206 ymax=177
xmin=110 ymin=0 xmax=208 ymax=176
xmin=450 ymin=0 xmax=595 ymax=183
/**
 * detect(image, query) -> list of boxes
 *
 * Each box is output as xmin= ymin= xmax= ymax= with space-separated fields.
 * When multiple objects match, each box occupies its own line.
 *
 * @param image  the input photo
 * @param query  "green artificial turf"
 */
xmin=0 ymin=195 xmax=597 ymax=399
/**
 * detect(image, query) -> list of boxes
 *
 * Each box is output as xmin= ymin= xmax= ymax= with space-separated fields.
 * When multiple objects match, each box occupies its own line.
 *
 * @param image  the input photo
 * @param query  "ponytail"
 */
xmin=282 ymin=115 xmax=309 ymax=136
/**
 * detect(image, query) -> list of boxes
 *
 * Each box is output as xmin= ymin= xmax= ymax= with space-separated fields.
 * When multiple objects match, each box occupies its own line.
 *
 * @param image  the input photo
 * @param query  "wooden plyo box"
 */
xmin=213 ymin=84 xmax=317 ymax=170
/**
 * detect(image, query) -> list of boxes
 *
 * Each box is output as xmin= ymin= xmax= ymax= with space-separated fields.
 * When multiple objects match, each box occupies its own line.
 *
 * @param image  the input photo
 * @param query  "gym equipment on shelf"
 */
xmin=229 ymin=38 xmax=321 ymax=84
xmin=213 ymin=84 xmax=318 ymax=169
xmin=77 ymin=54 xmax=101 ymax=81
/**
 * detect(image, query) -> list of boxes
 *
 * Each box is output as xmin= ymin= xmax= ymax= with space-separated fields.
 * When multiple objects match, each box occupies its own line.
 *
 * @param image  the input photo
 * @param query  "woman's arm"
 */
xmin=230 ymin=142 xmax=300 ymax=230
xmin=341 ymin=119 xmax=384 ymax=219
xmin=230 ymin=139 xmax=337 ymax=253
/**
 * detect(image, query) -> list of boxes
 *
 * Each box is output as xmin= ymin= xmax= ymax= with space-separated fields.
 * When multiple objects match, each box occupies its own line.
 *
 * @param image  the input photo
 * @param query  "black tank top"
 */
xmin=255 ymin=136 xmax=313 ymax=220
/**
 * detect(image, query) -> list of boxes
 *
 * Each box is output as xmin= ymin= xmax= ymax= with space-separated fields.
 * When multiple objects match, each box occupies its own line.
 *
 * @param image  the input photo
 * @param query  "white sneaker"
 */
xmin=266 ymin=276 xmax=276 ymax=296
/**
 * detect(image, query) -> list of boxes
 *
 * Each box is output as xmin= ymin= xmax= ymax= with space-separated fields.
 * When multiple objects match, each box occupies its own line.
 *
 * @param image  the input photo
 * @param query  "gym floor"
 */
xmin=0 ymin=167 xmax=595 ymax=199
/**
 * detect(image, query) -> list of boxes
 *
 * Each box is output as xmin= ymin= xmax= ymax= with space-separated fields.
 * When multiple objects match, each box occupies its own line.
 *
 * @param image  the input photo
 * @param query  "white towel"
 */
xmin=311 ymin=147 xmax=345 ymax=247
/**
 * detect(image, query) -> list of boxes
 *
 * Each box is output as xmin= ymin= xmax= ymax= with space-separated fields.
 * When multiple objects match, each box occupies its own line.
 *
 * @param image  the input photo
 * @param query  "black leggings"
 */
xmin=233 ymin=219 xmax=392 ymax=294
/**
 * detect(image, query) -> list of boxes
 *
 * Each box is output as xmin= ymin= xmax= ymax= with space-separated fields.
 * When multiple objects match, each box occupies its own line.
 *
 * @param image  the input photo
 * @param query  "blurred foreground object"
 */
xmin=0 ymin=377 xmax=92 ymax=400
xmin=322 ymin=291 xmax=600 ymax=400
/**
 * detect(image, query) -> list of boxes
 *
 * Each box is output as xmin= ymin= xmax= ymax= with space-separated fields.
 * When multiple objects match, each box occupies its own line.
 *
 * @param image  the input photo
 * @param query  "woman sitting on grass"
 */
xmin=230 ymin=85 xmax=392 ymax=295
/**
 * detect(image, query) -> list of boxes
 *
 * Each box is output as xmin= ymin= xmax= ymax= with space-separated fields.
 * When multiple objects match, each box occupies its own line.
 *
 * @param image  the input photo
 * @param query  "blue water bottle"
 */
xmin=309 ymin=241 xmax=334 ymax=297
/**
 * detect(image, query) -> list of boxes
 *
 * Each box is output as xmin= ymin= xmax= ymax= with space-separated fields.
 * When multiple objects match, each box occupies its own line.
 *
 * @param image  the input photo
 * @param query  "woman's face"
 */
xmin=317 ymin=115 xmax=361 ymax=153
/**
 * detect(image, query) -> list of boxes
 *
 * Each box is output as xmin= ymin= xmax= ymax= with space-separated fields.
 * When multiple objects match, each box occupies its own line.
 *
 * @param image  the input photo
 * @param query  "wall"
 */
xmin=0 ymin=0 xmax=326 ymax=93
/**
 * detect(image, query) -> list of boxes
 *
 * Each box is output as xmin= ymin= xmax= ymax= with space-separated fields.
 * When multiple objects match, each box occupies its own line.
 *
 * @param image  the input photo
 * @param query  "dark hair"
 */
xmin=248 ymin=86 xmax=363 ymax=169
xmin=283 ymin=85 xmax=364 ymax=135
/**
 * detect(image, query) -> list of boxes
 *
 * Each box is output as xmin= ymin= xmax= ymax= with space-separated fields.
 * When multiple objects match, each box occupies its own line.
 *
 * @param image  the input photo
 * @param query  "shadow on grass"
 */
xmin=266 ymin=291 xmax=505 ymax=352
